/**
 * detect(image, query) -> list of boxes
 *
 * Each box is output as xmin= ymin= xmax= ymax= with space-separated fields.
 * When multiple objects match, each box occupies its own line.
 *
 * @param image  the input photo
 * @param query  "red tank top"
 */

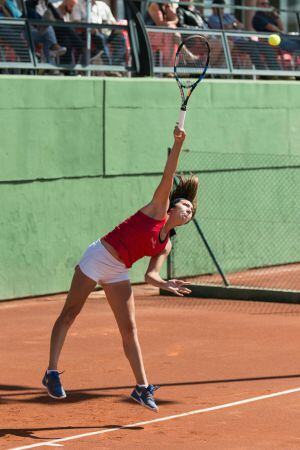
xmin=102 ymin=211 xmax=169 ymax=268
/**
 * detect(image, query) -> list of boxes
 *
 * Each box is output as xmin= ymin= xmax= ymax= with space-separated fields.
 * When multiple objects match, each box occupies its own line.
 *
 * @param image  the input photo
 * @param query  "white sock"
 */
xmin=137 ymin=384 xmax=147 ymax=389
xmin=47 ymin=369 xmax=58 ymax=374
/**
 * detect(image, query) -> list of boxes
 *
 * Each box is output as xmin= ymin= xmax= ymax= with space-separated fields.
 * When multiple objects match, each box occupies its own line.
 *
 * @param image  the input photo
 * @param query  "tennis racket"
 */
xmin=174 ymin=35 xmax=210 ymax=130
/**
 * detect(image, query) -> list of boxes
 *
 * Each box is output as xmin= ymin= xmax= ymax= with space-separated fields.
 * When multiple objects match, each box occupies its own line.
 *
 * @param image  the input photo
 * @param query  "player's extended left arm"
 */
xmin=145 ymin=241 xmax=191 ymax=296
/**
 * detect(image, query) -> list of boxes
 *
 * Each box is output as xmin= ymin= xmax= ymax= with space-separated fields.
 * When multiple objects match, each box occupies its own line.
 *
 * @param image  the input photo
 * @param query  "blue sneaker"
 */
xmin=131 ymin=384 xmax=159 ymax=412
xmin=42 ymin=370 xmax=66 ymax=399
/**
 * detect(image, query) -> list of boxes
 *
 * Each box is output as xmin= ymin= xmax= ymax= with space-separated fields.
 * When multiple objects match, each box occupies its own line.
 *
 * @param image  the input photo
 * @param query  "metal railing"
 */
xmin=146 ymin=26 xmax=300 ymax=77
xmin=147 ymin=27 xmax=230 ymax=75
xmin=0 ymin=0 xmax=300 ymax=77
xmin=144 ymin=0 xmax=300 ymax=78
xmin=0 ymin=19 xmax=132 ymax=74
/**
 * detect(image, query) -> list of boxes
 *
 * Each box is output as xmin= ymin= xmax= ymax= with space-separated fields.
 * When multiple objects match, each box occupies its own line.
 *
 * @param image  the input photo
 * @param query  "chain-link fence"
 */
xmin=169 ymin=148 xmax=300 ymax=295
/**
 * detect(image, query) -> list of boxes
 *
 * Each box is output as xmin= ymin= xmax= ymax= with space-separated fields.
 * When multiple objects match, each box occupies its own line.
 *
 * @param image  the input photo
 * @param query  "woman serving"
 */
xmin=43 ymin=126 xmax=198 ymax=412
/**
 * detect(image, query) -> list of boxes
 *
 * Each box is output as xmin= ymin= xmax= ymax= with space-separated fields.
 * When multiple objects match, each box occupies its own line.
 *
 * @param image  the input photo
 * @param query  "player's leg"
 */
xmin=103 ymin=280 xmax=147 ymax=384
xmin=103 ymin=280 xmax=159 ymax=412
xmin=48 ymin=265 xmax=96 ymax=369
xmin=43 ymin=266 xmax=96 ymax=399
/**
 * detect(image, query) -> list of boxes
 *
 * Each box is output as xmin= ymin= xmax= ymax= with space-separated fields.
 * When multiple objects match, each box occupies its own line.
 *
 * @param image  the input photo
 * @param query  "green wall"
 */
xmin=1 ymin=76 xmax=300 ymax=299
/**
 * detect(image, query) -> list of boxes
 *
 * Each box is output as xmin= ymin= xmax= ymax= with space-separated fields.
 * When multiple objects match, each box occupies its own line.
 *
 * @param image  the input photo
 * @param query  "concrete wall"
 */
xmin=1 ymin=77 xmax=300 ymax=299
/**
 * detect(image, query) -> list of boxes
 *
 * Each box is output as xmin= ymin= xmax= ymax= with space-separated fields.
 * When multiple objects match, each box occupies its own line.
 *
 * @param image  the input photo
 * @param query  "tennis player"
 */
xmin=43 ymin=126 xmax=198 ymax=412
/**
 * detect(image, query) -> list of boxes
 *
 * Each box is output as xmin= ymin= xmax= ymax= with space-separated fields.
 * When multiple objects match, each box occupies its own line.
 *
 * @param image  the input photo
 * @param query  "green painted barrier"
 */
xmin=0 ymin=77 xmax=300 ymax=300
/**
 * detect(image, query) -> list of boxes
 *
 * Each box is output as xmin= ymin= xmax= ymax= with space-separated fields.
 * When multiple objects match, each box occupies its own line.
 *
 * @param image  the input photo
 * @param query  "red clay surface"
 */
xmin=1 ymin=285 xmax=300 ymax=449
xmin=186 ymin=263 xmax=300 ymax=291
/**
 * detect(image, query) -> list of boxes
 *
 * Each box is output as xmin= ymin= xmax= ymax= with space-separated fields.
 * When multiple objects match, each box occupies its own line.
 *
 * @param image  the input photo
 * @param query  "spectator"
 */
xmin=208 ymin=1 xmax=245 ymax=31
xmin=55 ymin=0 xmax=77 ymax=22
xmin=69 ymin=0 xmax=126 ymax=67
xmin=176 ymin=1 xmax=205 ymax=29
xmin=25 ymin=0 xmax=67 ymax=63
xmin=208 ymin=0 xmax=281 ymax=70
xmin=35 ymin=0 xmax=86 ymax=68
xmin=145 ymin=1 xmax=179 ymax=68
xmin=176 ymin=0 xmax=226 ymax=67
xmin=253 ymin=0 xmax=300 ymax=54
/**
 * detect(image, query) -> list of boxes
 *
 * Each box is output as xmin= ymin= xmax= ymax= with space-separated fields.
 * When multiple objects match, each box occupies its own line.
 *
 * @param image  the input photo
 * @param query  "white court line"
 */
xmin=9 ymin=386 xmax=300 ymax=450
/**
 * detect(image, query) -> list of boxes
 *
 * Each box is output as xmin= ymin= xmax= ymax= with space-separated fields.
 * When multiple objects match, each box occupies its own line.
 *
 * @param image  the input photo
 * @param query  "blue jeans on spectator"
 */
xmin=107 ymin=30 xmax=126 ymax=65
xmin=92 ymin=31 xmax=111 ymax=64
xmin=92 ymin=30 xmax=126 ymax=65
xmin=30 ymin=25 xmax=58 ymax=63
xmin=54 ymin=26 xmax=85 ymax=66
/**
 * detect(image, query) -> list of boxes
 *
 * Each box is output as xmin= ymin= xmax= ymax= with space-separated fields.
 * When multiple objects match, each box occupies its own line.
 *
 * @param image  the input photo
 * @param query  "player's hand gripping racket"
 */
xmin=174 ymin=35 xmax=210 ymax=130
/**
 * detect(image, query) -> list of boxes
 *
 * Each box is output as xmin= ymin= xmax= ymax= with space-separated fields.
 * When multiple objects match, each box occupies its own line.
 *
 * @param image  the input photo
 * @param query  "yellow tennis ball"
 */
xmin=268 ymin=34 xmax=281 ymax=46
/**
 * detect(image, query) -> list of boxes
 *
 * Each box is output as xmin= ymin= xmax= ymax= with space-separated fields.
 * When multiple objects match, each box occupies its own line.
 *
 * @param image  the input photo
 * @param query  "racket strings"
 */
xmin=175 ymin=36 xmax=209 ymax=86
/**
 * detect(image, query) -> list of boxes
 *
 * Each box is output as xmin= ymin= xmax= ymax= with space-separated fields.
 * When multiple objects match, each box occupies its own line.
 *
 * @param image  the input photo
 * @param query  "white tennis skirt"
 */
xmin=78 ymin=239 xmax=129 ymax=285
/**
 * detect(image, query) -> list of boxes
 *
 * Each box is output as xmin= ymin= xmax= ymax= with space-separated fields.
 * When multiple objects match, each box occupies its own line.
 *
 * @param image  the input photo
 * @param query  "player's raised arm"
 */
xmin=150 ymin=126 xmax=186 ymax=212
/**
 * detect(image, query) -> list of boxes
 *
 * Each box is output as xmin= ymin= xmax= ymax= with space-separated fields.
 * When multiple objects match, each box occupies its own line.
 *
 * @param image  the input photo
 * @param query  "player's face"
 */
xmin=172 ymin=200 xmax=193 ymax=225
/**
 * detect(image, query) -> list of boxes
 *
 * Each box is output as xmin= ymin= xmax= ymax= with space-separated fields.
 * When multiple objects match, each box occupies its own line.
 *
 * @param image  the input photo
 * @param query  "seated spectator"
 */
xmin=176 ymin=1 xmax=204 ymax=29
xmin=209 ymin=0 xmax=281 ymax=70
xmin=25 ymin=0 xmax=67 ymax=63
xmin=69 ymin=0 xmax=126 ymax=67
xmin=35 ymin=0 xmax=85 ymax=68
xmin=145 ymin=1 xmax=179 ymax=68
xmin=55 ymin=0 xmax=76 ymax=22
xmin=176 ymin=0 xmax=226 ymax=67
xmin=253 ymin=0 xmax=300 ymax=54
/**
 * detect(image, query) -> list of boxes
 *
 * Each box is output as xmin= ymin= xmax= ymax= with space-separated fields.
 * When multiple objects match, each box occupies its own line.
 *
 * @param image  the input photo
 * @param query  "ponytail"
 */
xmin=169 ymin=174 xmax=199 ymax=218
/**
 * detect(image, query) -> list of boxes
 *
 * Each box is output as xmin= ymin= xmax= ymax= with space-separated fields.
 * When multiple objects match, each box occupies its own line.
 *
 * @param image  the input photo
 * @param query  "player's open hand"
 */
xmin=165 ymin=279 xmax=191 ymax=296
xmin=174 ymin=126 xmax=186 ymax=143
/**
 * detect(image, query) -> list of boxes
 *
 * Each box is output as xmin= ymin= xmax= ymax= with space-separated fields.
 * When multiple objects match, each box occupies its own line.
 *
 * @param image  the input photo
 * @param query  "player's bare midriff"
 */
xmin=101 ymin=238 xmax=125 ymax=264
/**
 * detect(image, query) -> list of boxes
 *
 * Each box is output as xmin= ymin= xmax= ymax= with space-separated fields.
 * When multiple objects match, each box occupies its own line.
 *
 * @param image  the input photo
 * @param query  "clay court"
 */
xmin=2 ymin=284 xmax=300 ymax=450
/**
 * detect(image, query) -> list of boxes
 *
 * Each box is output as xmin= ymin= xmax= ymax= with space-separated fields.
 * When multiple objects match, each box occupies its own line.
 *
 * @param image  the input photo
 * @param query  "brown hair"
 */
xmin=169 ymin=174 xmax=199 ymax=219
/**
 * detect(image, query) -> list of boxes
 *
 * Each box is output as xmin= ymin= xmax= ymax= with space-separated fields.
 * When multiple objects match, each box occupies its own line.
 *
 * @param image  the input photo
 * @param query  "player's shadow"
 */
xmin=3 ymin=373 xmax=300 ymax=405
xmin=93 ymin=373 xmax=300 ymax=391
xmin=1 ymin=425 xmax=143 ymax=440
xmin=1 ymin=386 xmax=178 ymax=406
xmin=120 ymin=397 xmax=179 ymax=406
xmin=18 ymin=391 xmax=117 ymax=404
xmin=0 ymin=384 xmax=33 ymax=391
xmin=0 ymin=384 xmax=119 ymax=404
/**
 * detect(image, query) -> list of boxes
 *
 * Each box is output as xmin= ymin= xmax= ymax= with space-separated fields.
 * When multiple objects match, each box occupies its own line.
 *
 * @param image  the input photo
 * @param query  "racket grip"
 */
xmin=177 ymin=109 xmax=186 ymax=130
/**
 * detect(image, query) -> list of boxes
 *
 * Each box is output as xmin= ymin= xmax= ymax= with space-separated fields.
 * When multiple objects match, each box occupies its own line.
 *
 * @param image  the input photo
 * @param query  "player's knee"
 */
xmin=121 ymin=321 xmax=138 ymax=342
xmin=59 ymin=306 xmax=81 ymax=326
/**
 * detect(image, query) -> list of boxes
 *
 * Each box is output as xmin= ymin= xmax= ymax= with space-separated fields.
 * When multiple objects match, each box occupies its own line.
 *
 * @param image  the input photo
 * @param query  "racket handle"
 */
xmin=177 ymin=109 xmax=186 ymax=130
